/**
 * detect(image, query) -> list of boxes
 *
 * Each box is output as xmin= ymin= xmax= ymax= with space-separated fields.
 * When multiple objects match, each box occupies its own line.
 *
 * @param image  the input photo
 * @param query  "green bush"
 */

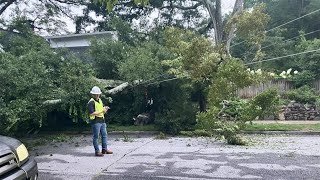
xmin=285 ymin=85 xmax=318 ymax=104
xmin=250 ymin=88 xmax=280 ymax=117
xmin=0 ymin=31 xmax=95 ymax=135
xmin=107 ymin=89 xmax=145 ymax=125
xmin=90 ymin=39 xmax=128 ymax=79
xmin=197 ymin=88 xmax=280 ymax=145
xmin=292 ymin=70 xmax=315 ymax=88
xmin=218 ymin=99 xmax=248 ymax=120
xmin=155 ymin=100 xmax=197 ymax=135
xmin=315 ymin=98 xmax=320 ymax=111
xmin=226 ymin=134 xmax=247 ymax=145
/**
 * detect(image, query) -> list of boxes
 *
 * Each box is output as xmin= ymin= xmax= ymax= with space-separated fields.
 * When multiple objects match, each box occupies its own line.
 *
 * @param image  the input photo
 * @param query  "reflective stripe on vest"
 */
xmin=88 ymin=98 xmax=105 ymax=120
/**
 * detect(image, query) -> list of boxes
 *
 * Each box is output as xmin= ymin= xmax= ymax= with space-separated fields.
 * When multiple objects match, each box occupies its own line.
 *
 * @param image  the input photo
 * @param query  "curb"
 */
xmin=243 ymin=131 xmax=320 ymax=135
xmin=38 ymin=130 xmax=320 ymax=136
xmin=38 ymin=130 xmax=160 ymax=136
xmin=108 ymin=131 xmax=160 ymax=136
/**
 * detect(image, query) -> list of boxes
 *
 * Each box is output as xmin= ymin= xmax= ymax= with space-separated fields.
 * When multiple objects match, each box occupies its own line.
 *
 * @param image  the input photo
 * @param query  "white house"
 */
xmin=44 ymin=31 xmax=117 ymax=62
xmin=44 ymin=31 xmax=118 ymax=48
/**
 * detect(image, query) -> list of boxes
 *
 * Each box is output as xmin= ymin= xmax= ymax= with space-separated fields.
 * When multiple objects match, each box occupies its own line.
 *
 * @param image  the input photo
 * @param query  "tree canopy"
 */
xmin=2 ymin=0 xmax=320 ymax=143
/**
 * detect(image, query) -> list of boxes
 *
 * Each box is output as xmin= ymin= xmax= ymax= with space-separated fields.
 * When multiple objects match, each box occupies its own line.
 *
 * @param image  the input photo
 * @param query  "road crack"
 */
xmin=92 ymin=138 xmax=156 ymax=180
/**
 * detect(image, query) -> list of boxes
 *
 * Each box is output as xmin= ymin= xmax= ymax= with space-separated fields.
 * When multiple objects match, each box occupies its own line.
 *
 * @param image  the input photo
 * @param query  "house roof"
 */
xmin=44 ymin=31 xmax=117 ymax=39
xmin=44 ymin=31 xmax=118 ymax=48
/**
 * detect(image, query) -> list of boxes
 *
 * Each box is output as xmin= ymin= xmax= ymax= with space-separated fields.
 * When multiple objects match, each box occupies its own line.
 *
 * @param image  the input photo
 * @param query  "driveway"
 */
xmin=31 ymin=134 xmax=320 ymax=180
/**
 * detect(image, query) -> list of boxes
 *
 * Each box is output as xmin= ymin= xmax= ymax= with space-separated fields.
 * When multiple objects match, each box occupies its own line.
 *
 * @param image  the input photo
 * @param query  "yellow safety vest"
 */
xmin=88 ymin=98 xmax=105 ymax=120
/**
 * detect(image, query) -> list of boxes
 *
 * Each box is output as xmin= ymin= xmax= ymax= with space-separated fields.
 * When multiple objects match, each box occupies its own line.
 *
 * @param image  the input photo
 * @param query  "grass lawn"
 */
xmin=245 ymin=123 xmax=320 ymax=131
xmin=38 ymin=124 xmax=158 ymax=133
xmin=108 ymin=124 xmax=158 ymax=132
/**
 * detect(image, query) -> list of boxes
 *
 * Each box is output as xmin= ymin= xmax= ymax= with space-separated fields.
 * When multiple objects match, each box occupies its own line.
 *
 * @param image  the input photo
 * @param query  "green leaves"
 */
xmin=118 ymin=46 xmax=162 ymax=82
xmin=94 ymin=0 xmax=149 ymax=12
xmin=181 ymin=36 xmax=220 ymax=81
xmin=232 ymin=4 xmax=270 ymax=46
xmin=90 ymin=39 xmax=128 ymax=79
xmin=295 ymin=38 xmax=320 ymax=80
xmin=197 ymin=88 xmax=280 ymax=145
xmin=0 ymin=31 xmax=95 ymax=135
xmin=250 ymin=88 xmax=280 ymax=117
xmin=285 ymin=86 xmax=319 ymax=104
xmin=163 ymin=28 xmax=221 ymax=82
xmin=0 ymin=51 xmax=51 ymax=133
xmin=208 ymin=59 xmax=261 ymax=106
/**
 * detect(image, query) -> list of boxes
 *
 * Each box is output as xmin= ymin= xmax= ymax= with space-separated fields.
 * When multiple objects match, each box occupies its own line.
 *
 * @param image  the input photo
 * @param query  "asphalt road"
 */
xmin=31 ymin=134 xmax=320 ymax=180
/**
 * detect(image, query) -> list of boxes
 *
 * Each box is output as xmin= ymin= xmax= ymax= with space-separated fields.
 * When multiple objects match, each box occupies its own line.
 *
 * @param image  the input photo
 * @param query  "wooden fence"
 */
xmin=237 ymin=79 xmax=320 ymax=98
xmin=312 ymin=79 xmax=320 ymax=91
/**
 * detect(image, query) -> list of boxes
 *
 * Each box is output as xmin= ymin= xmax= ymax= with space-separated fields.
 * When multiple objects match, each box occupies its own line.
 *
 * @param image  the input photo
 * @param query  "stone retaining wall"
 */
xmin=283 ymin=101 xmax=320 ymax=120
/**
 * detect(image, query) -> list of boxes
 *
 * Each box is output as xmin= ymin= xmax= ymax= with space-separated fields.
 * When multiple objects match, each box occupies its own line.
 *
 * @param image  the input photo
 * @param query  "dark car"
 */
xmin=0 ymin=135 xmax=38 ymax=180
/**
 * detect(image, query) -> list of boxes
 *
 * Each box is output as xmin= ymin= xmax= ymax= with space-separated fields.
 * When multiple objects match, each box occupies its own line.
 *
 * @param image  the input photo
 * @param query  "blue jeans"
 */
xmin=91 ymin=122 xmax=108 ymax=153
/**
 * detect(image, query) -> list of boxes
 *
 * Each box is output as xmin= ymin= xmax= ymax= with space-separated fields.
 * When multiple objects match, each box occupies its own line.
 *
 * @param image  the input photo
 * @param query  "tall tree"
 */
xmin=233 ymin=0 xmax=320 ymax=71
xmin=0 ymin=0 xmax=88 ymax=34
xmin=90 ymin=0 xmax=269 ymax=56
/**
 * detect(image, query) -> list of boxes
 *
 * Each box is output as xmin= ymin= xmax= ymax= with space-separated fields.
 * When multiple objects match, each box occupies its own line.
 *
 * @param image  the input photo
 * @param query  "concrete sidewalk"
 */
xmin=252 ymin=120 xmax=320 ymax=124
xmin=247 ymin=120 xmax=320 ymax=135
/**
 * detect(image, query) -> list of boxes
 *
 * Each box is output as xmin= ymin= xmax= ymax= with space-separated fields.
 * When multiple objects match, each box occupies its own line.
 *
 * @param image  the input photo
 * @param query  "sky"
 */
xmin=58 ymin=0 xmax=236 ymax=34
xmin=1 ymin=0 xmax=236 ymax=35
xmin=223 ymin=0 xmax=237 ymax=12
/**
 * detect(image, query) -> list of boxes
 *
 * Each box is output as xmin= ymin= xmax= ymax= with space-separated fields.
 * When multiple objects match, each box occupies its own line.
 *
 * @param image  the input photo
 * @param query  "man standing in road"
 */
xmin=88 ymin=86 xmax=113 ymax=157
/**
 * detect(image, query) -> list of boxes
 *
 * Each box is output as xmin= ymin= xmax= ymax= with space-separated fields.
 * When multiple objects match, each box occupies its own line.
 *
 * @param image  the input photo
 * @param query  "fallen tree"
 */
xmin=43 ymin=78 xmax=142 ymax=105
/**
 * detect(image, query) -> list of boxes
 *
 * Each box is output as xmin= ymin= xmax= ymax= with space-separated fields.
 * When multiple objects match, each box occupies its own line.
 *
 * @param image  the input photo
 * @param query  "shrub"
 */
xmin=155 ymin=100 xmax=197 ymax=135
xmin=90 ymin=39 xmax=128 ymax=79
xmin=250 ymin=88 xmax=280 ymax=117
xmin=197 ymin=88 xmax=280 ymax=145
xmin=285 ymin=85 xmax=318 ymax=104
xmin=0 ymin=32 xmax=96 ymax=135
xmin=106 ymin=90 xmax=140 ymax=125
xmin=292 ymin=70 xmax=315 ymax=88
xmin=226 ymin=134 xmax=248 ymax=145
xmin=315 ymin=97 xmax=320 ymax=111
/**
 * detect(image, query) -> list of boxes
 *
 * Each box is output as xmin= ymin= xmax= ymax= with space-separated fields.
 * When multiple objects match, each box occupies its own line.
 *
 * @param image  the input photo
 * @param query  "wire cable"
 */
xmin=128 ymin=7 xmax=320 ymax=88
xmin=131 ymin=49 xmax=320 ymax=87
xmin=130 ymin=73 xmax=169 ymax=88
xmin=262 ymin=29 xmax=320 ymax=49
xmin=145 ymin=76 xmax=185 ymax=86
xmin=240 ymin=28 xmax=320 ymax=57
xmin=144 ymin=50 xmax=320 ymax=83
xmin=245 ymin=48 xmax=320 ymax=65
xmin=230 ymin=7 xmax=320 ymax=48
xmin=266 ymin=8 xmax=320 ymax=33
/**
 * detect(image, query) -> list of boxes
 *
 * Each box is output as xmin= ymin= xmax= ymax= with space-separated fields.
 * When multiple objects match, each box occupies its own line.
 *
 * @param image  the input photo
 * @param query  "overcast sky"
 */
xmin=1 ymin=0 xmax=236 ymax=35
xmin=64 ymin=0 xmax=236 ymax=34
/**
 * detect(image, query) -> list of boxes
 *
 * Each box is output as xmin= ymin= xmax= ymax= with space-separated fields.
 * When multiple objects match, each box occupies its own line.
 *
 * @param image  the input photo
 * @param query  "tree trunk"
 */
xmin=225 ymin=0 xmax=244 ymax=56
xmin=198 ymin=90 xmax=207 ymax=112
xmin=204 ymin=0 xmax=244 ymax=54
xmin=215 ymin=0 xmax=223 ymax=44
xmin=204 ymin=0 xmax=222 ymax=45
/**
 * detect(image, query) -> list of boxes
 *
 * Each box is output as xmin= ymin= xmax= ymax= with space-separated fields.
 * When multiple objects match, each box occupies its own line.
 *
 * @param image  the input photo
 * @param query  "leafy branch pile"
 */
xmin=0 ymin=25 xmax=95 ymax=135
xmin=197 ymin=88 xmax=279 ymax=145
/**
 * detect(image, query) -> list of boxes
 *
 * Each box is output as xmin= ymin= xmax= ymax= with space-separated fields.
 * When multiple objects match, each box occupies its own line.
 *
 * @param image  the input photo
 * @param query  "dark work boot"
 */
xmin=102 ymin=149 xmax=113 ymax=154
xmin=95 ymin=152 xmax=104 ymax=157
